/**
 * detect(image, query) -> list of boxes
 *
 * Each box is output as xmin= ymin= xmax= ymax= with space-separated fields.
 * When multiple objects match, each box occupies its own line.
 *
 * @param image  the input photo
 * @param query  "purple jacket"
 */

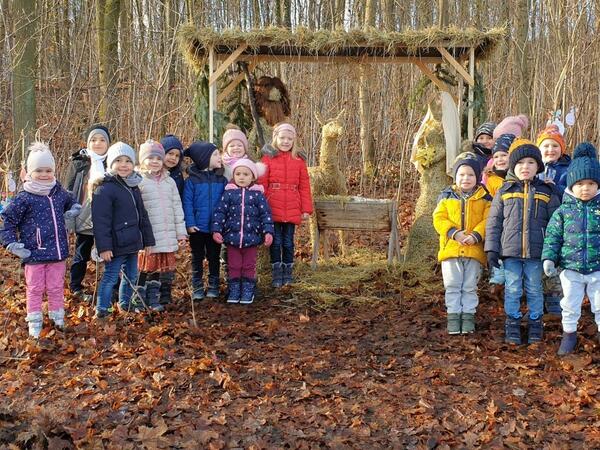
xmin=0 ymin=183 xmax=75 ymax=263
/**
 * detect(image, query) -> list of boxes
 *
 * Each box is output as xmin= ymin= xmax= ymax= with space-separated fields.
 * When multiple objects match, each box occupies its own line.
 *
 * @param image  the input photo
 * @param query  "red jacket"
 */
xmin=259 ymin=151 xmax=313 ymax=224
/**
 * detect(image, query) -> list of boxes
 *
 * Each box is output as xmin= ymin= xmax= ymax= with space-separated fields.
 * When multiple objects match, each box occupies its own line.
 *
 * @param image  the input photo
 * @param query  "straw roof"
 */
xmin=178 ymin=25 xmax=506 ymax=71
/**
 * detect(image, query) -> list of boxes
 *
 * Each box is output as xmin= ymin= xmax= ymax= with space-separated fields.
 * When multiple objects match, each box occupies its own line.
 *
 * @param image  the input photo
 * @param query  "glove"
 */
xmin=7 ymin=242 xmax=31 ymax=259
xmin=264 ymin=233 xmax=273 ymax=247
xmin=64 ymin=203 xmax=82 ymax=219
xmin=91 ymin=247 xmax=104 ymax=263
xmin=212 ymin=232 xmax=223 ymax=244
xmin=543 ymin=260 xmax=558 ymax=277
xmin=487 ymin=251 xmax=500 ymax=269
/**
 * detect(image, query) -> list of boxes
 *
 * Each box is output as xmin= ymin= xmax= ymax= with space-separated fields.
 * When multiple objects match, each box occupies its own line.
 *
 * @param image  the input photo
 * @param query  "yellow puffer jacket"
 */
xmin=433 ymin=185 xmax=492 ymax=265
xmin=485 ymin=172 xmax=505 ymax=198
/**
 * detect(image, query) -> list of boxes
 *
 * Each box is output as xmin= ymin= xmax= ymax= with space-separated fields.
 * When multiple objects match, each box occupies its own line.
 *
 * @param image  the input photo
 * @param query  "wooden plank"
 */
xmin=311 ymin=225 xmax=319 ymax=269
xmin=218 ymin=54 xmax=444 ymax=65
xmin=314 ymin=200 xmax=393 ymax=232
xmin=208 ymin=45 xmax=216 ymax=142
xmin=217 ymin=60 xmax=257 ymax=104
xmin=414 ymin=60 xmax=452 ymax=95
xmin=437 ymin=46 xmax=475 ymax=86
xmin=209 ymin=43 xmax=248 ymax=86
xmin=468 ymin=47 xmax=475 ymax=140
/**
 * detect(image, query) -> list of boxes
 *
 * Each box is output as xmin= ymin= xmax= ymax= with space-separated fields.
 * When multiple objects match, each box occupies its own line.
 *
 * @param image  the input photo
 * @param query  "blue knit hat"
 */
xmin=475 ymin=121 xmax=497 ymax=140
xmin=567 ymin=142 xmax=600 ymax=188
xmin=492 ymin=133 xmax=516 ymax=155
xmin=508 ymin=139 xmax=543 ymax=174
xmin=184 ymin=141 xmax=217 ymax=170
xmin=160 ymin=134 xmax=183 ymax=155
xmin=453 ymin=154 xmax=482 ymax=184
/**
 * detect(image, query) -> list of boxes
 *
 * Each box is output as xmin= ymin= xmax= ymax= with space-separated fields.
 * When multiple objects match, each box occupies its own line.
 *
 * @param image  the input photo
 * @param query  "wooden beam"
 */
xmin=209 ymin=43 xmax=248 ymax=86
xmin=437 ymin=46 xmax=474 ymax=86
xmin=414 ymin=60 xmax=451 ymax=93
xmin=208 ymin=45 xmax=217 ymax=143
xmin=215 ymin=53 xmax=444 ymax=65
xmin=217 ymin=60 xmax=257 ymax=104
xmin=468 ymin=47 xmax=475 ymax=140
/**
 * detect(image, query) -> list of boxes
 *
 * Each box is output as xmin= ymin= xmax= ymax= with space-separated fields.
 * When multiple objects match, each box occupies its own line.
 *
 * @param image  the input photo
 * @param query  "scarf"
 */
xmin=222 ymin=153 xmax=246 ymax=168
xmin=84 ymin=148 xmax=108 ymax=182
xmin=23 ymin=177 xmax=56 ymax=196
xmin=121 ymin=171 xmax=143 ymax=187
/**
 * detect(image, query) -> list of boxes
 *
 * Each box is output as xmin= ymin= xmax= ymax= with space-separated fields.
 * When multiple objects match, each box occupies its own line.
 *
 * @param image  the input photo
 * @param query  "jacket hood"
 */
xmin=562 ymin=188 xmax=600 ymax=205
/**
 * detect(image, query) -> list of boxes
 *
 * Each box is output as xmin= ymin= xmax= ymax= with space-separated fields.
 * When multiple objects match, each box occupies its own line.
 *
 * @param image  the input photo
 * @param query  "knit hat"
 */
xmin=493 ymin=115 xmax=529 ymax=139
xmin=139 ymin=139 xmax=165 ymax=163
xmin=536 ymin=124 xmax=566 ymax=154
xmin=232 ymin=158 xmax=259 ymax=180
xmin=492 ymin=133 xmax=516 ymax=155
xmin=508 ymin=138 xmax=543 ymax=174
xmin=26 ymin=142 xmax=55 ymax=174
xmin=160 ymin=134 xmax=183 ymax=154
xmin=86 ymin=124 xmax=111 ymax=148
xmin=222 ymin=129 xmax=249 ymax=154
xmin=273 ymin=123 xmax=297 ymax=138
xmin=184 ymin=141 xmax=217 ymax=170
xmin=566 ymin=142 xmax=600 ymax=188
xmin=106 ymin=142 xmax=136 ymax=169
xmin=475 ymin=121 xmax=497 ymax=140
xmin=453 ymin=155 xmax=482 ymax=183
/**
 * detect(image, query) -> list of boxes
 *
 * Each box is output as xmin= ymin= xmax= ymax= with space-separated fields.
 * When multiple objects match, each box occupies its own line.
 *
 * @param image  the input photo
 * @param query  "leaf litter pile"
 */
xmin=1 ymin=251 xmax=600 ymax=448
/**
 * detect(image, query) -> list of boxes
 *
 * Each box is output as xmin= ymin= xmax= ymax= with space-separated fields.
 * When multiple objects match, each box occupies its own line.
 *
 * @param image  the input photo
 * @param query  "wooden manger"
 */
xmin=311 ymin=197 xmax=401 ymax=268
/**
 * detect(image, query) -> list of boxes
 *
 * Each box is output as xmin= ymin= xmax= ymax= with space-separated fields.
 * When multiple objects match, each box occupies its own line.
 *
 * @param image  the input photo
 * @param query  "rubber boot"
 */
xmin=282 ymin=263 xmax=294 ymax=285
xmin=206 ymin=275 xmax=220 ymax=298
xmin=227 ymin=278 xmax=241 ymax=304
xmin=146 ymin=280 xmax=164 ymax=312
xmin=240 ymin=278 xmax=257 ymax=304
xmin=48 ymin=309 xmax=65 ymax=330
xmin=192 ymin=282 xmax=205 ymax=301
xmin=447 ymin=313 xmax=461 ymax=335
xmin=461 ymin=313 xmax=475 ymax=334
xmin=528 ymin=318 xmax=544 ymax=344
xmin=26 ymin=312 xmax=43 ymax=339
xmin=557 ymin=332 xmax=577 ymax=355
xmin=159 ymin=271 xmax=175 ymax=305
xmin=505 ymin=318 xmax=522 ymax=345
xmin=544 ymin=295 xmax=562 ymax=316
xmin=271 ymin=263 xmax=283 ymax=288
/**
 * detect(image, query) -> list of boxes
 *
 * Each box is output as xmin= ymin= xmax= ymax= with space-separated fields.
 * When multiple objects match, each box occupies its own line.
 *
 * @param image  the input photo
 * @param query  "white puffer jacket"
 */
xmin=139 ymin=170 xmax=187 ymax=253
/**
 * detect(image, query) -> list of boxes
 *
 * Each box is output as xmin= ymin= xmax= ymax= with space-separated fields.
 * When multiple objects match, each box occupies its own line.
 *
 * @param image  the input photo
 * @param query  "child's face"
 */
xmin=164 ymin=149 xmax=180 ymax=169
xmin=144 ymin=155 xmax=163 ymax=173
xmin=275 ymin=130 xmax=295 ymax=152
xmin=572 ymin=179 xmax=599 ymax=201
xmin=514 ymin=157 xmax=538 ymax=180
xmin=226 ymin=140 xmax=246 ymax=158
xmin=539 ymin=138 xmax=561 ymax=163
xmin=209 ymin=149 xmax=222 ymax=169
xmin=476 ymin=134 xmax=495 ymax=150
xmin=30 ymin=167 xmax=54 ymax=182
xmin=89 ymin=134 xmax=109 ymax=156
xmin=493 ymin=151 xmax=509 ymax=170
xmin=233 ymin=166 xmax=254 ymax=187
xmin=455 ymin=165 xmax=477 ymax=192
xmin=112 ymin=156 xmax=134 ymax=178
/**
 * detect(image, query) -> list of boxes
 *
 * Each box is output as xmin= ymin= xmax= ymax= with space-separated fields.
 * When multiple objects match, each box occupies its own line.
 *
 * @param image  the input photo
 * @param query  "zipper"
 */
xmin=117 ymin=177 xmax=142 ymax=243
xmin=522 ymin=181 xmax=529 ymax=258
xmin=48 ymin=196 xmax=62 ymax=260
xmin=239 ymin=188 xmax=246 ymax=248
xmin=583 ymin=202 xmax=588 ymax=268
xmin=460 ymin=194 xmax=466 ymax=230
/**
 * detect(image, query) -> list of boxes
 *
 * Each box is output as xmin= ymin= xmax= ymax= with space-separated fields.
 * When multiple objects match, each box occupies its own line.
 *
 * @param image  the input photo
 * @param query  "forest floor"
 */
xmin=1 ymin=246 xmax=600 ymax=449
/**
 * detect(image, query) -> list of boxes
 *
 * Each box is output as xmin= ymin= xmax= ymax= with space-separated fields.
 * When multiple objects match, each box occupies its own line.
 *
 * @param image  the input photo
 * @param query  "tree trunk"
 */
xmin=438 ymin=0 xmax=448 ymax=27
xmin=515 ymin=0 xmax=531 ymax=115
xmin=359 ymin=0 xmax=376 ymax=179
xmin=97 ymin=0 xmax=121 ymax=125
xmin=282 ymin=0 xmax=292 ymax=28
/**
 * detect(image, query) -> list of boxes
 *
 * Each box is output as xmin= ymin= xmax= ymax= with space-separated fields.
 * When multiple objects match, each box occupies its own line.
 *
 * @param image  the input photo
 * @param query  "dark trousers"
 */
xmin=190 ymin=232 xmax=221 ymax=288
xmin=269 ymin=222 xmax=295 ymax=264
xmin=69 ymin=233 xmax=94 ymax=292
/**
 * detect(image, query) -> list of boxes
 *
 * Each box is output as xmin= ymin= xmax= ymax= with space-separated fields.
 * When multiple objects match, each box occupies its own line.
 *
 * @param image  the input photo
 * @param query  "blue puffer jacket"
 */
xmin=183 ymin=166 xmax=227 ymax=233
xmin=212 ymin=183 xmax=274 ymax=248
xmin=92 ymin=174 xmax=155 ymax=256
xmin=0 ymin=183 xmax=75 ymax=263
xmin=536 ymin=154 xmax=571 ymax=199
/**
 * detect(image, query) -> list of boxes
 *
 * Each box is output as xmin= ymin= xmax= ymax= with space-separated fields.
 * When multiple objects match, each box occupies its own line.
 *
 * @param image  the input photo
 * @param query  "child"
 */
xmin=212 ymin=159 xmax=274 ymax=304
xmin=475 ymin=121 xmax=496 ymax=151
xmin=1 ymin=142 xmax=80 ymax=338
xmin=433 ymin=155 xmax=492 ymax=334
xmin=536 ymin=124 xmax=571 ymax=198
xmin=542 ymin=143 xmax=600 ymax=355
xmin=492 ymin=115 xmax=529 ymax=141
xmin=485 ymin=139 xmax=561 ymax=345
xmin=137 ymin=140 xmax=187 ymax=310
xmin=160 ymin=134 xmax=185 ymax=200
xmin=221 ymin=127 xmax=251 ymax=181
xmin=92 ymin=142 xmax=155 ymax=318
xmin=65 ymin=124 xmax=111 ymax=302
xmin=259 ymin=123 xmax=313 ymax=287
xmin=183 ymin=141 xmax=227 ymax=300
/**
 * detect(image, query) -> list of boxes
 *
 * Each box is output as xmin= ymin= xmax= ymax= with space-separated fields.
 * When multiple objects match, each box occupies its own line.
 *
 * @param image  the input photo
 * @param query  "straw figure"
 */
xmin=309 ymin=110 xmax=347 ymax=259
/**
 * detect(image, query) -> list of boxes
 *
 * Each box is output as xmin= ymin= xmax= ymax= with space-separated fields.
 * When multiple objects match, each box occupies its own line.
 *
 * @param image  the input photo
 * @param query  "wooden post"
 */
xmin=311 ymin=226 xmax=320 ymax=269
xmin=467 ymin=47 xmax=475 ymax=140
xmin=208 ymin=45 xmax=217 ymax=143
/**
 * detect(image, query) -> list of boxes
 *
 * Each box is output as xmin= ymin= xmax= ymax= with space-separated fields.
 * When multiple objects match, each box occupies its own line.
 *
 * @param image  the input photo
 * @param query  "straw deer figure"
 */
xmin=309 ymin=109 xmax=347 ymax=260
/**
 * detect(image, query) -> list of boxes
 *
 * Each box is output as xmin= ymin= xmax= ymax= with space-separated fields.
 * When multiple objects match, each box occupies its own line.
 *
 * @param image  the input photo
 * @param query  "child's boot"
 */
xmin=528 ymin=318 xmax=544 ymax=344
xmin=504 ymin=317 xmax=522 ymax=345
xmin=146 ymin=280 xmax=164 ymax=312
xmin=48 ymin=309 xmax=65 ymax=330
xmin=240 ymin=278 xmax=256 ymax=304
xmin=447 ymin=313 xmax=461 ymax=335
xmin=192 ymin=283 xmax=204 ymax=301
xmin=271 ymin=263 xmax=283 ymax=288
xmin=282 ymin=263 xmax=294 ymax=285
xmin=461 ymin=313 xmax=475 ymax=334
xmin=26 ymin=312 xmax=43 ymax=339
xmin=544 ymin=295 xmax=562 ymax=316
xmin=227 ymin=278 xmax=241 ymax=303
xmin=159 ymin=271 xmax=175 ymax=305
xmin=206 ymin=275 xmax=220 ymax=298
xmin=557 ymin=332 xmax=577 ymax=355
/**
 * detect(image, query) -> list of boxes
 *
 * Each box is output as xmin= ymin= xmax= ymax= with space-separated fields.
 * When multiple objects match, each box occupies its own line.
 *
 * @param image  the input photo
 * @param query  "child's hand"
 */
xmin=100 ymin=250 xmax=113 ymax=262
xmin=64 ymin=203 xmax=82 ymax=219
xmin=544 ymin=178 xmax=555 ymax=185
xmin=187 ymin=226 xmax=199 ymax=234
xmin=264 ymin=233 xmax=273 ymax=247
xmin=301 ymin=213 xmax=310 ymax=221
xmin=177 ymin=237 xmax=188 ymax=247
xmin=212 ymin=232 xmax=223 ymax=244
xmin=462 ymin=235 xmax=476 ymax=245
xmin=487 ymin=251 xmax=500 ymax=269
xmin=543 ymin=260 xmax=558 ymax=277
xmin=453 ymin=231 xmax=467 ymax=244
xmin=6 ymin=242 xmax=31 ymax=259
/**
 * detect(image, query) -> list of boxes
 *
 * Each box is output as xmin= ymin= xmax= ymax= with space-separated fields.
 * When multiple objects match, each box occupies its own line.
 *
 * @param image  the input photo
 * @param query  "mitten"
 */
xmin=90 ymin=247 xmax=104 ymax=263
xmin=487 ymin=251 xmax=500 ymax=269
xmin=7 ymin=242 xmax=31 ymax=259
xmin=543 ymin=260 xmax=558 ymax=277
xmin=264 ymin=233 xmax=273 ymax=247
xmin=213 ymin=232 xmax=224 ymax=244
xmin=64 ymin=203 xmax=82 ymax=219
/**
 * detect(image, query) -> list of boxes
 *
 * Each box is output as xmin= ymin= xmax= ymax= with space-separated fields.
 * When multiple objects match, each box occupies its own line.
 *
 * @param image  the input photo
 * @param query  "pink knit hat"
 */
xmin=139 ymin=139 xmax=165 ymax=162
xmin=493 ymin=115 xmax=529 ymax=139
xmin=273 ymin=123 xmax=296 ymax=138
xmin=222 ymin=129 xmax=248 ymax=154
xmin=232 ymin=158 xmax=259 ymax=180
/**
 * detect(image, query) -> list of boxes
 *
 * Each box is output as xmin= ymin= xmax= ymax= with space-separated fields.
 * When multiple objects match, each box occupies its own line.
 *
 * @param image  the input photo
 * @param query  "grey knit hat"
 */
xmin=107 ymin=142 xmax=136 ymax=169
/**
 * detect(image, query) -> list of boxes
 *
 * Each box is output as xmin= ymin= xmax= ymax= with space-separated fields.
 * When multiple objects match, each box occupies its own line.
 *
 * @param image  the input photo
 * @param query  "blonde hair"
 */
xmin=272 ymin=122 xmax=301 ymax=158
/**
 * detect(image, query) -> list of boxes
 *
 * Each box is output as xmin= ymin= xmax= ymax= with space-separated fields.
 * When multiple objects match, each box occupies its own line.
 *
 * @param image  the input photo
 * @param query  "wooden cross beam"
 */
xmin=436 ymin=46 xmax=475 ymax=86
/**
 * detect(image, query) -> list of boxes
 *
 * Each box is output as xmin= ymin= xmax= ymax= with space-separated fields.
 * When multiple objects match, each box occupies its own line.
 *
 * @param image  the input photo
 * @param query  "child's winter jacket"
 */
xmin=433 ymin=185 xmax=492 ymax=266
xmin=183 ymin=166 xmax=227 ymax=233
xmin=258 ymin=150 xmax=313 ymax=224
xmin=212 ymin=183 xmax=275 ymax=248
xmin=92 ymin=174 xmax=155 ymax=256
xmin=0 ymin=183 xmax=75 ymax=263
xmin=536 ymin=154 xmax=571 ymax=199
xmin=542 ymin=190 xmax=600 ymax=274
xmin=485 ymin=175 xmax=561 ymax=259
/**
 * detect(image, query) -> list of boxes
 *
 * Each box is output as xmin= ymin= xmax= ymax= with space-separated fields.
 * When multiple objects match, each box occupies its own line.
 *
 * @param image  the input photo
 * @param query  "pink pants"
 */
xmin=24 ymin=261 xmax=67 ymax=314
xmin=227 ymin=245 xmax=258 ymax=279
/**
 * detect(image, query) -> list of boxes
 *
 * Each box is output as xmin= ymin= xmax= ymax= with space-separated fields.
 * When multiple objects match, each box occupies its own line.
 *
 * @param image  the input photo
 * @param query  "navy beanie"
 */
xmin=492 ymin=133 xmax=516 ymax=155
xmin=567 ymin=142 xmax=600 ymax=188
xmin=453 ymin=156 xmax=482 ymax=184
xmin=475 ymin=121 xmax=497 ymax=140
xmin=184 ymin=141 xmax=217 ymax=170
xmin=160 ymin=134 xmax=183 ymax=155
xmin=509 ymin=141 xmax=543 ymax=174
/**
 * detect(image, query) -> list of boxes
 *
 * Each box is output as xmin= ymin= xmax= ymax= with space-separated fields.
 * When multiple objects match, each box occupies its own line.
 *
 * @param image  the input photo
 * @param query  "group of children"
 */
xmin=434 ymin=115 xmax=600 ymax=355
xmin=1 ymin=122 xmax=313 ymax=338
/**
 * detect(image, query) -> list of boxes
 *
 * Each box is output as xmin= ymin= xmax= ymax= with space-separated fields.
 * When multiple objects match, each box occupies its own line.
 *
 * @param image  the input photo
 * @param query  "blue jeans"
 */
xmin=504 ymin=258 xmax=544 ymax=320
xmin=270 ymin=223 xmax=295 ymax=264
xmin=97 ymin=253 xmax=138 ymax=312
